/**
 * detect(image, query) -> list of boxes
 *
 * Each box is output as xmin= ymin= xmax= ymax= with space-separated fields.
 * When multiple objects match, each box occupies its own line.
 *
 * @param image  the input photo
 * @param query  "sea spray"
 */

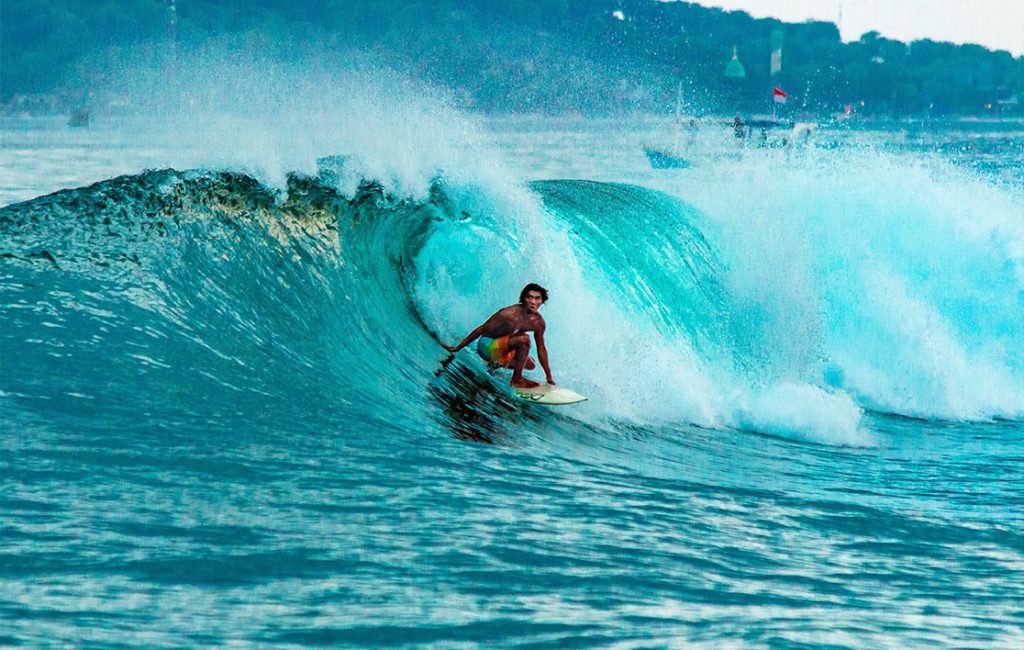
xmin=653 ymin=144 xmax=1024 ymax=421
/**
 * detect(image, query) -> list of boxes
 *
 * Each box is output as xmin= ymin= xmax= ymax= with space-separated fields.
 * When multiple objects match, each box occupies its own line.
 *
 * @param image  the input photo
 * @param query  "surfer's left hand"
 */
xmin=546 ymin=378 xmax=556 ymax=385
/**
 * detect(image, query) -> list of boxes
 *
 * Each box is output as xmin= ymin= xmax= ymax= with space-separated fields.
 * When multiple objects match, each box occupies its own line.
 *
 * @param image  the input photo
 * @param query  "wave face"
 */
xmin=1 ymin=168 xmax=447 ymax=435
xmin=2 ymin=158 xmax=1023 ymax=647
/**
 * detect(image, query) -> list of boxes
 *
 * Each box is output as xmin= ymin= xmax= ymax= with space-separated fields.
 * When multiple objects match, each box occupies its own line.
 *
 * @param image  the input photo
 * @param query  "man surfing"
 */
xmin=443 ymin=283 xmax=555 ymax=389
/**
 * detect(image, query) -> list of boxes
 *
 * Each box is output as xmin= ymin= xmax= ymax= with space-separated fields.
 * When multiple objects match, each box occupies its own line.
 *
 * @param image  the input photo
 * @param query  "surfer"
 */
xmin=443 ymin=283 xmax=555 ymax=389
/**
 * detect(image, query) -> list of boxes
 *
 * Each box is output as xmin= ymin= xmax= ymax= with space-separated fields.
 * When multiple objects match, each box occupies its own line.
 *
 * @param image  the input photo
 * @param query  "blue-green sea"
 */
xmin=2 ymin=86 xmax=1023 ymax=647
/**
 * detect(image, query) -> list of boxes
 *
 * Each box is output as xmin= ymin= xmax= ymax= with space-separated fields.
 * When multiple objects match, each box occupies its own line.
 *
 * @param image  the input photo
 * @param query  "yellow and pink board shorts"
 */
xmin=476 ymin=336 xmax=514 ymax=368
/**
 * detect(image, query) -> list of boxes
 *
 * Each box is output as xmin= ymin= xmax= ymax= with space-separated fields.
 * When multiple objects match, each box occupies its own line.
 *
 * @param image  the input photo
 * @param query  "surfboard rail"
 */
xmin=513 ymin=384 xmax=587 ymax=405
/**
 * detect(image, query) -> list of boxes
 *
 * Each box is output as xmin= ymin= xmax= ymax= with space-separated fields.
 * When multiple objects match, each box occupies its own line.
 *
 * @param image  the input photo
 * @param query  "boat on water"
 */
xmin=732 ymin=117 xmax=817 ymax=148
xmin=644 ymin=33 xmax=820 ymax=167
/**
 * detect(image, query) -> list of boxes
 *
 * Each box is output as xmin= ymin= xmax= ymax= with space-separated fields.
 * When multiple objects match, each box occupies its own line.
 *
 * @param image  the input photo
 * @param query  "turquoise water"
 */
xmin=1 ymin=105 xmax=1023 ymax=647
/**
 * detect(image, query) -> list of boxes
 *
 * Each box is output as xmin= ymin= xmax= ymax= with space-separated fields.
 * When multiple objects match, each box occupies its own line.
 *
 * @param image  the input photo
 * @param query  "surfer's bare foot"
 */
xmin=511 ymin=377 xmax=540 ymax=389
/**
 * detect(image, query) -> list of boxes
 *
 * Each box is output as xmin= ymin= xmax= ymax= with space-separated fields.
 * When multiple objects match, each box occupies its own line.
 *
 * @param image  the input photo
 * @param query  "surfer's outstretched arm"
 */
xmin=443 ymin=325 xmax=484 ymax=353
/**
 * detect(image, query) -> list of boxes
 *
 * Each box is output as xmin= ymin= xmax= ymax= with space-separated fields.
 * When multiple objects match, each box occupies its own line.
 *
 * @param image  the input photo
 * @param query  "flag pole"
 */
xmin=770 ymin=29 xmax=783 ymax=123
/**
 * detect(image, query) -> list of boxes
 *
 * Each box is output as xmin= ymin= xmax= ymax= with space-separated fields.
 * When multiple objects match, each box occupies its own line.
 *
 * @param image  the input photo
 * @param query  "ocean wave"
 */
xmin=1 ymin=166 xmax=1020 ymax=448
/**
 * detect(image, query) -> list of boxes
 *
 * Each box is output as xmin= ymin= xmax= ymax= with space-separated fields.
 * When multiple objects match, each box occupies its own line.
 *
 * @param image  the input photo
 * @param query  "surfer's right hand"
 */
xmin=443 ymin=344 xmax=457 ymax=353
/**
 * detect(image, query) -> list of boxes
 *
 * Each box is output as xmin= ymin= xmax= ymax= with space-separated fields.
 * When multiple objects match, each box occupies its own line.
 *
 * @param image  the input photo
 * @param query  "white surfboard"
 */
xmin=512 ymin=384 xmax=587 ymax=406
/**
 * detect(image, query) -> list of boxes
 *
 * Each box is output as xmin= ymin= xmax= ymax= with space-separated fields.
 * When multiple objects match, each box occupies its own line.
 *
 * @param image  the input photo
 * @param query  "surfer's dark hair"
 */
xmin=520 ymin=283 xmax=549 ymax=304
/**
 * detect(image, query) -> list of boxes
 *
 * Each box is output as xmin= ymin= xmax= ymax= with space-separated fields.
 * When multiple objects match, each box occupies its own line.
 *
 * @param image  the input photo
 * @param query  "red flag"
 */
xmin=773 ymin=87 xmax=787 ymax=103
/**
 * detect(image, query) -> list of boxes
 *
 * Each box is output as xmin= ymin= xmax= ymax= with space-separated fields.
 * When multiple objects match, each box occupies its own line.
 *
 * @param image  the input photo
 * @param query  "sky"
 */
xmin=690 ymin=0 xmax=1024 ymax=56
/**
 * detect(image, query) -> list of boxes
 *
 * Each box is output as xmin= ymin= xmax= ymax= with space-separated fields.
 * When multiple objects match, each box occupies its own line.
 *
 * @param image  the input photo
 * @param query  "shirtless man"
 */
xmin=443 ymin=283 xmax=555 ymax=389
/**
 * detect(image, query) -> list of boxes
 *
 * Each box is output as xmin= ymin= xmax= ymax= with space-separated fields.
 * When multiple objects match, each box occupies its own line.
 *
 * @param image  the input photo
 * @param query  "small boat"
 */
xmin=731 ymin=117 xmax=817 ymax=148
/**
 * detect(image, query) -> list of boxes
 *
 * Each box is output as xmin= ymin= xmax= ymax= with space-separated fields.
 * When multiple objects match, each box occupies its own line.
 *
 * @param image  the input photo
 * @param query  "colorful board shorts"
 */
xmin=476 ymin=336 xmax=514 ymax=368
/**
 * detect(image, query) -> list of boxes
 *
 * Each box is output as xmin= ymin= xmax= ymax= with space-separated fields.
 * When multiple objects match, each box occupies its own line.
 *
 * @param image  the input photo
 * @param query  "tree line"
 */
xmin=2 ymin=0 xmax=1021 ymax=116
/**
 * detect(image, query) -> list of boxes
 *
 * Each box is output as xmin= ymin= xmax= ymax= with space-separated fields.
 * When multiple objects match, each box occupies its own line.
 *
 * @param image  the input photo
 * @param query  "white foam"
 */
xmin=734 ymin=382 xmax=874 ymax=448
xmin=660 ymin=144 xmax=1024 ymax=422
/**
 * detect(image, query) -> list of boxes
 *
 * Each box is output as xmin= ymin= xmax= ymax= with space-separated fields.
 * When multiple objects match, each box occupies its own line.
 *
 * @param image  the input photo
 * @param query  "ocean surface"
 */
xmin=2 ymin=100 xmax=1023 ymax=648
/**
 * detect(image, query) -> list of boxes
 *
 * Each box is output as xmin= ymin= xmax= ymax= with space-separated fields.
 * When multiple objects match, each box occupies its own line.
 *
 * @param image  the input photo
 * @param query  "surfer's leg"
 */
xmin=508 ymin=334 xmax=538 ymax=388
xmin=494 ymin=338 xmax=535 ymax=370
xmin=507 ymin=353 xmax=536 ymax=370
xmin=476 ymin=337 xmax=498 ymax=364
xmin=481 ymin=336 xmax=535 ymax=373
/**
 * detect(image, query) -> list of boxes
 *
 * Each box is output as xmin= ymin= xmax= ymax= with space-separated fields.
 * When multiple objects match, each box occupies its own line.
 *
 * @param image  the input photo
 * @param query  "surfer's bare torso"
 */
xmin=477 ymin=304 xmax=545 ymax=339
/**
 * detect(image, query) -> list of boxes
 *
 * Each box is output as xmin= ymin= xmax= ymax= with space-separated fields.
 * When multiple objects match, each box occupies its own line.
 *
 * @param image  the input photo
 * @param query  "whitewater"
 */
xmin=1 ymin=64 xmax=1022 ymax=648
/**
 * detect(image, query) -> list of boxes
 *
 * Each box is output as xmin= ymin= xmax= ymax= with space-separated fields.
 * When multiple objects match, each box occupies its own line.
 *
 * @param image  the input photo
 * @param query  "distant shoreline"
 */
xmin=4 ymin=109 xmax=1024 ymax=128
xmin=4 ymin=2 xmax=1021 ymax=120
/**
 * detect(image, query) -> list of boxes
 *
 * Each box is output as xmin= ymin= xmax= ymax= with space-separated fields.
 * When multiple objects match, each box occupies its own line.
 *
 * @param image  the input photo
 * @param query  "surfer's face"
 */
xmin=523 ymin=291 xmax=544 ymax=313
